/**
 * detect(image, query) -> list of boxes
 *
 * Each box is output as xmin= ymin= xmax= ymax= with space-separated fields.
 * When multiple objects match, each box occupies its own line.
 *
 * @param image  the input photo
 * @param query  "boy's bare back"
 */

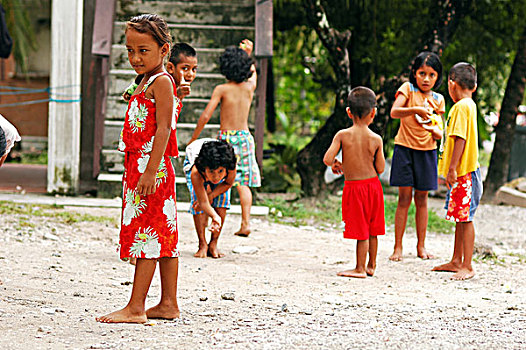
xmin=338 ymin=126 xmax=384 ymax=181
xmin=214 ymin=78 xmax=256 ymax=131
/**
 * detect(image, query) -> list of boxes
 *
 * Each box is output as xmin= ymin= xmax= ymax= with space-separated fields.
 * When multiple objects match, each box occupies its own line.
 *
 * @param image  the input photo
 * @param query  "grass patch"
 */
xmin=262 ymin=195 xmax=454 ymax=234
xmin=0 ymin=201 xmax=118 ymax=226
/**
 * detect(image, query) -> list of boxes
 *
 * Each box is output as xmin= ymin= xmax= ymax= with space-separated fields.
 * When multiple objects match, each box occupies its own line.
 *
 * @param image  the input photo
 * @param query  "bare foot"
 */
xmin=194 ymin=246 xmax=208 ymax=258
xmin=96 ymin=307 xmax=147 ymax=324
xmin=432 ymin=261 xmax=461 ymax=272
xmin=234 ymin=227 xmax=251 ymax=237
xmin=366 ymin=264 xmax=376 ymax=277
xmin=207 ymin=242 xmax=225 ymax=259
xmin=146 ymin=304 xmax=180 ymax=320
xmin=417 ymin=248 xmax=434 ymax=260
xmin=337 ymin=269 xmax=367 ymax=278
xmin=451 ymin=268 xmax=475 ymax=281
xmin=389 ymin=248 xmax=403 ymax=261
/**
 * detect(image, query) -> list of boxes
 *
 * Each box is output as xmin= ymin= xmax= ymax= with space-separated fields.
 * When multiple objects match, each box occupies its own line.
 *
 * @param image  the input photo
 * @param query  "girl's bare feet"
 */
xmin=207 ymin=241 xmax=224 ymax=258
xmin=337 ymin=269 xmax=367 ymax=278
xmin=417 ymin=247 xmax=434 ymax=260
xmin=145 ymin=304 xmax=180 ymax=320
xmin=96 ymin=307 xmax=147 ymax=324
xmin=366 ymin=263 xmax=376 ymax=277
xmin=194 ymin=245 xmax=208 ymax=258
xmin=432 ymin=261 xmax=461 ymax=272
xmin=389 ymin=248 xmax=403 ymax=261
xmin=451 ymin=268 xmax=475 ymax=281
xmin=234 ymin=226 xmax=251 ymax=237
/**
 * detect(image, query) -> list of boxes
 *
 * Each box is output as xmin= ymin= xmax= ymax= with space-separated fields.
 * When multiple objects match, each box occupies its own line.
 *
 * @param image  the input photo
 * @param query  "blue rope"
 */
xmin=0 ymin=85 xmax=81 ymax=107
xmin=0 ymin=97 xmax=81 ymax=107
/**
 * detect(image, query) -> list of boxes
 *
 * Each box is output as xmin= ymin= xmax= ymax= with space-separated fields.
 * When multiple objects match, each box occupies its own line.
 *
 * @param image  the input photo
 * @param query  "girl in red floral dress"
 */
xmin=97 ymin=14 xmax=181 ymax=324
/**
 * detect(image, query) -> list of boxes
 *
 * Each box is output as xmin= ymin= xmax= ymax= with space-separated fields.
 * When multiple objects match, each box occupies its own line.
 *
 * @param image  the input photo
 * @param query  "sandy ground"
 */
xmin=0 ymin=197 xmax=525 ymax=350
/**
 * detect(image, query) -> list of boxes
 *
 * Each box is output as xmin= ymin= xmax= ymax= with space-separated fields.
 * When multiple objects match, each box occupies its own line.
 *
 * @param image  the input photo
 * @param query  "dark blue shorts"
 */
xmin=389 ymin=145 xmax=438 ymax=191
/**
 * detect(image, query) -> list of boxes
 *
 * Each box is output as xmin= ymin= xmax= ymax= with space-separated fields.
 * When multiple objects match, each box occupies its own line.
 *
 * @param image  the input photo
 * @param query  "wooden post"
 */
xmin=80 ymin=0 xmax=115 ymax=194
xmin=255 ymin=0 xmax=273 ymax=169
xmin=47 ymin=0 xmax=83 ymax=194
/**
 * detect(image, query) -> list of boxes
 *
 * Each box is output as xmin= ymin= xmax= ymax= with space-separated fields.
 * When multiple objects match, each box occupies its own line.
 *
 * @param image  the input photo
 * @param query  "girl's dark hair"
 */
xmin=219 ymin=46 xmax=254 ymax=83
xmin=409 ymin=51 xmax=443 ymax=90
xmin=126 ymin=14 xmax=172 ymax=51
xmin=195 ymin=140 xmax=236 ymax=173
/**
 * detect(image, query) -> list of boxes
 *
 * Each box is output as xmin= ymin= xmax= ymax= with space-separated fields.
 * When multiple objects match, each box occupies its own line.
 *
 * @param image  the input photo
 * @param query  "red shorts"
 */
xmin=342 ymin=177 xmax=385 ymax=240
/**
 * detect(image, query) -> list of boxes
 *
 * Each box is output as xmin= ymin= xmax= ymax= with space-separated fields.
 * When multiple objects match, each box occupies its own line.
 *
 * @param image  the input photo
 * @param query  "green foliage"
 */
xmin=384 ymin=198 xmax=454 ymax=235
xmin=1 ymin=0 xmax=39 ymax=74
xmin=0 ymin=201 xmax=118 ymax=226
xmin=262 ymin=195 xmax=454 ymax=235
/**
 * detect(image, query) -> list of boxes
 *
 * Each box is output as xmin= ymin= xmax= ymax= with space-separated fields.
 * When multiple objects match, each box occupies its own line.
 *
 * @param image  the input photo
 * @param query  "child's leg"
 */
xmin=432 ymin=222 xmax=463 ymax=272
xmin=451 ymin=222 xmax=475 ymax=280
xmin=389 ymin=187 xmax=412 ymax=261
xmin=338 ymin=239 xmax=368 ymax=278
xmin=366 ymin=236 xmax=378 ymax=276
xmin=146 ymin=257 xmax=180 ymax=319
xmin=193 ymin=213 xmax=209 ymax=258
xmin=414 ymin=190 xmax=434 ymax=259
xmin=96 ymin=258 xmax=157 ymax=323
xmin=234 ymin=185 xmax=252 ymax=237
xmin=208 ymin=208 xmax=227 ymax=258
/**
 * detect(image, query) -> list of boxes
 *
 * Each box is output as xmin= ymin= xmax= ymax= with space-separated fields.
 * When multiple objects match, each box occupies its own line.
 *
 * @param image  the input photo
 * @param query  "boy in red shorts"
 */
xmin=432 ymin=62 xmax=481 ymax=281
xmin=323 ymin=86 xmax=385 ymax=278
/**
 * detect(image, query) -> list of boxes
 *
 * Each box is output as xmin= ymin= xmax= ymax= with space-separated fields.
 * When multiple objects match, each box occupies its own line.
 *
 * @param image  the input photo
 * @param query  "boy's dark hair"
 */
xmin=195 ymin=140 xmax=236 ymax=173
xmin=219 ymin=46 xmax=254 ymax=83
xmin=409 ymin=51 xmax=443 ymax=90
xmin=347 ymin=86 xmax=376 ymax=118
xmin=449 ymin=62 xmax=477 ymax=90
xmin=169 ymin=42 xmax=197 ymax=65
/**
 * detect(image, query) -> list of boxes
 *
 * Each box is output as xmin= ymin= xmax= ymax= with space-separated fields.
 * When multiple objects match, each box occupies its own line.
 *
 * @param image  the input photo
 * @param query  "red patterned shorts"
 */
xmin=444 ymin=168 xmax=483 ymax=222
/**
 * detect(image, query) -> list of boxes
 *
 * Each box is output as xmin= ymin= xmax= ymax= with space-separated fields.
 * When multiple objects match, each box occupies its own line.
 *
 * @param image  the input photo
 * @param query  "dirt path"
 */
xmin=0 ymin=198 xmax=525 ymax=349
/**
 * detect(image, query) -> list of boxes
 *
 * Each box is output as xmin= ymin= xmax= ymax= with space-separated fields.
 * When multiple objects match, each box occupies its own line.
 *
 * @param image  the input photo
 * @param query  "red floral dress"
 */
xmin=117 ymin=72 xmax=182 ymax=259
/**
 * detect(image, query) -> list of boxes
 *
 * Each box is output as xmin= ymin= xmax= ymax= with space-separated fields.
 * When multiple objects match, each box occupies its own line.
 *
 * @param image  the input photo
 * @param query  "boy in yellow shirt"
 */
xmin=432 ymin=62 xmax=482 ymax=280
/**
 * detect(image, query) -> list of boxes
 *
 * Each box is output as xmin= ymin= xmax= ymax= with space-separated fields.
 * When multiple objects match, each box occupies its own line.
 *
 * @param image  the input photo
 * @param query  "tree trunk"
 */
xmin=483 ymin=26 xmax=526 ymax=201
xmin=297 ymin=0 xmax=351 ymax=196
xmin=297 ymin=0 xmax=471 ymax=196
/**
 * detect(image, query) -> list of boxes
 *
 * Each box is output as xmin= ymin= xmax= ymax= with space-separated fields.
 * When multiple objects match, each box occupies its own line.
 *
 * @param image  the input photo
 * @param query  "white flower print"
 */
xmin=155 ymin=158 xmax=168 ymax=186
xmin=128 ymin=100 xmax=148 ymax=133
xmin=172 ymin=248 xmax=180 ymax=257
xmin=129 ymin=227 xmax=161 ymax=258
xmin=143 ymin=239 xmax=162 ymax=259
xmin=141 ymin=136 xmax=155 ymax=154
xmin=127 ymin=99 xmax=139 ymax=119
xmin=137 ymin=154 xmax=150 ymax=174
xmin=163 ymin=197 xmax=177 ymax=233
xmin=122 ymin=187 xmax=146 ymax=226
xmin=118 ymin=130 xmax=126 ymax=151
xmin=172 ymin=97 xmax=180 ymax=129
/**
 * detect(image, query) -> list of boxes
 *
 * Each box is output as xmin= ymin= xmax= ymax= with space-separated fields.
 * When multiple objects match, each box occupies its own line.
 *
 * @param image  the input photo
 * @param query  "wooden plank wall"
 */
xmin=98 ymin=0 xmax=255 ymax=197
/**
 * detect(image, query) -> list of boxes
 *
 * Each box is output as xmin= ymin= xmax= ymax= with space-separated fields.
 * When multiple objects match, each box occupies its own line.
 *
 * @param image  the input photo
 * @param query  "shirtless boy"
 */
xmin=188 ymin=39 xmax=261 ymax=237
xmin=323 ymin=86 xmax=386 ymax=278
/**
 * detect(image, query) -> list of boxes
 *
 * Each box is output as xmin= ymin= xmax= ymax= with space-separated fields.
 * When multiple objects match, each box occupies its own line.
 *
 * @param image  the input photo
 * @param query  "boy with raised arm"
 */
xmin=188 ymin=39 xmax=261 ymax=237
xmin=433 ymin=63 xmax=482 ymax=281
xmin=324 ymin=87 xmax=386 ymax=278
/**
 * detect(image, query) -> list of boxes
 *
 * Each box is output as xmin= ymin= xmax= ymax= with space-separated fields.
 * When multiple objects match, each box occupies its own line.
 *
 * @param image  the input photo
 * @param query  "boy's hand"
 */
xmin=446 ymin=168 xmax=457 ymax=189
xmin=176 ymin=85 xmax=191 ymax=99
xmin=239 ymin=39 xmax=253 ymax=55
xmin=209 ymin=215 xmax=222 ymax=234
xmin=137 ymin=171 xmax=156 ymax=196
xmin=331 ymin=160 xmax=343 ymax=175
